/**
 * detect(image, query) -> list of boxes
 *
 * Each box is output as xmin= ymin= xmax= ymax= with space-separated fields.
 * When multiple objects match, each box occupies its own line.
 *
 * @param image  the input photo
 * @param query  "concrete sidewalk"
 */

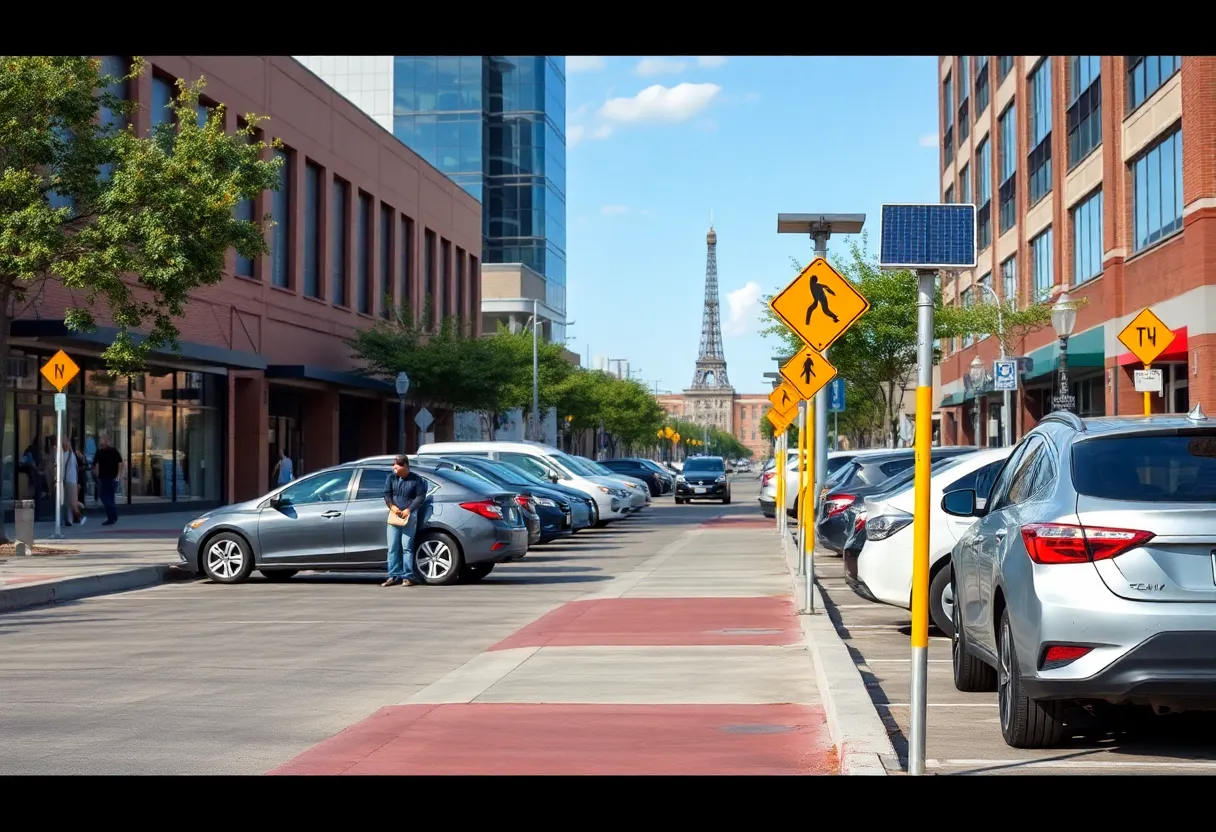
xmin=269 ymin=510 xmax=885 ymax=775
xmin=0 ymin=510 xmax=197 ymax=613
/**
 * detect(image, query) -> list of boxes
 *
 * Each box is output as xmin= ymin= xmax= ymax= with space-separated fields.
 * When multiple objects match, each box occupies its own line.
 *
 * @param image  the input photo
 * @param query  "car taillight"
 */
xmin=824 ymin=494 xmax=856 ymax=517
xmin=460 ymin=500 xmax=504 ymax=520
xmin=762 ymin=472 xmax=775 ymax=486
xmin=1020 ymin=523 xmax=1154 ymax=564
xmin=854 ymin=514 xmax=866 ymax=532
xmin=515 ymin=495 xmax=532 ymax=509
xmin=1040 ymin=644 xmax=1093 ymax=670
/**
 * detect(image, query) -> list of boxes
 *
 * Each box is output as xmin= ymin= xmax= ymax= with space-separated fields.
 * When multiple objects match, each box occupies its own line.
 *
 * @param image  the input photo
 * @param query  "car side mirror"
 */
xmin=941 ymin=488 xmax=980 ymax=517
xmin=269 ymin=496 xmax=284 ymax=509
xmin=548 ymin=473 xmax=559 ymax=483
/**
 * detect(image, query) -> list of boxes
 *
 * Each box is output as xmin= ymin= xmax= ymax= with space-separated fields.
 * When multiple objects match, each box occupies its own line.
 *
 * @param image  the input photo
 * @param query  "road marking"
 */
xmin=405 ymin=647 xmax=541 ymax=704
xmin=928 ymin=758 xmax=1216 ymax=770
xmin=880 ymin=703 xmax=998 ymax=708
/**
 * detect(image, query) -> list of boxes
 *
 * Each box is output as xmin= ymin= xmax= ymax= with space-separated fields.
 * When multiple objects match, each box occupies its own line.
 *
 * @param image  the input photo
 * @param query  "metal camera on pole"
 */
xmin=879 ymin=202 xmax=977 ymax=777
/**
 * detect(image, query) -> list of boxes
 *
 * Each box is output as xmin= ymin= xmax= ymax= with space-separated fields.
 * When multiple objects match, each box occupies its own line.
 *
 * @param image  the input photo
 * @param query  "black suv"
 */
xmin=600 ymin=458 xmax=670 ymax=496
xmin=675 ymin=456 xmax=730 ymax=504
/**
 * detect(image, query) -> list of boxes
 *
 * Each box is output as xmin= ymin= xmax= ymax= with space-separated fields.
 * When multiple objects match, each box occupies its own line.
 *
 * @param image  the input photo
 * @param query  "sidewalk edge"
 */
xmin=0 ymin=565 xmax=183 ymax=614
xmin=781 ymin=532 xmax=896 ymax=776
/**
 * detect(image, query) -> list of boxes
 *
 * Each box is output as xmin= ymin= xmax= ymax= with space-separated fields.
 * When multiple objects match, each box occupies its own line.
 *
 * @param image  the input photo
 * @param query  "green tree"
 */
xmin=553 ymin=367 xmax=606 ymax=446
xmin=482 ymin=323 xmax=575 ymax=430
xmin=0 ymin=56 xmax=283 ymax=540
xmin=761 ymin=232 xmax=966 ymax=448
xmin=596 ymin=373 xmax=666 ymax=455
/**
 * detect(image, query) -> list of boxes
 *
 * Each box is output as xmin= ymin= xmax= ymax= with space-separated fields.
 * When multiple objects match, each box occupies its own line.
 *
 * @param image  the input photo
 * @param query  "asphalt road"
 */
xmin=0 ymin=484 xmax=744 ymax=775
xmin=813 ymin=552 xmax=1216 ymax=775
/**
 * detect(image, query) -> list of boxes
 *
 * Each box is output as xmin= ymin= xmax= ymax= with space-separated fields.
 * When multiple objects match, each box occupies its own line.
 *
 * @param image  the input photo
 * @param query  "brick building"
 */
xmin=11 ymin=56 xmax=481 ymax=518
xmin=935 ymin=56 xmax=1215 ymax=445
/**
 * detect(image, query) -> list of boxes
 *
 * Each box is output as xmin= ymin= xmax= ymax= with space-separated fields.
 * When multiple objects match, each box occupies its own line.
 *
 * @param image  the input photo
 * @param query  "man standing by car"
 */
xmin=93 ymin=434 xmax=123 ymax=526
xmin=382 ymin=454 xmax=428 ymax=587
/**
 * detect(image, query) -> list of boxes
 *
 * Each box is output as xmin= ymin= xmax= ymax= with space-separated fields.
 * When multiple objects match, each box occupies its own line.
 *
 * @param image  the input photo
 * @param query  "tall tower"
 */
xmin=683 ymin=223 xmax=736 ymax=435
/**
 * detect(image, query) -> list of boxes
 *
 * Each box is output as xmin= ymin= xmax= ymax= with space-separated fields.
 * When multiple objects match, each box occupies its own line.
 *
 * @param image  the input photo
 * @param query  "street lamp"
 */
xmin=974 ymin=282 xmax=1010 ymax=447
xmin=969 ymin=356 xmax=984 ymax=446
xmin=1051 ymin=291 xmax=1078 ymax=413
xmin=395 ymin=371 xmax=410 ymax=454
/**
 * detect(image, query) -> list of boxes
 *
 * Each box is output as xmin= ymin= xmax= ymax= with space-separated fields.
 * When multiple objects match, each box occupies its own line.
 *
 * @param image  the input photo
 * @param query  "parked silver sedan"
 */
xmin=945 ymin=409 xmax=1216 ymax=748
xmin=176 ymin=460 xmax=529 ymax=586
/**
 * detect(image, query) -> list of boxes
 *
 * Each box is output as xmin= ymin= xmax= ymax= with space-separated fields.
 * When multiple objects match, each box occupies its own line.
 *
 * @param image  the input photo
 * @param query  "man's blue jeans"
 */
xmin=99 ymin=477 xmax=118 ymax=523
xmin=386 ymin=512 xmax=420 ymax=582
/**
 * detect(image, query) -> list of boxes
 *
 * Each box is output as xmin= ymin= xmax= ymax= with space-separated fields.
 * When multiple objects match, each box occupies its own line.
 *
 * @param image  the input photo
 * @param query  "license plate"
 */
xmin=695 ymin=487 xmax=706 ymax=494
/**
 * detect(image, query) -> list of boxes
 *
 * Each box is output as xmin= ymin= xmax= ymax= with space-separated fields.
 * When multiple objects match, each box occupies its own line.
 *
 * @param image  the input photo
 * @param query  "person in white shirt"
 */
xmin=60 ymin=438 xmax=85 ymax=526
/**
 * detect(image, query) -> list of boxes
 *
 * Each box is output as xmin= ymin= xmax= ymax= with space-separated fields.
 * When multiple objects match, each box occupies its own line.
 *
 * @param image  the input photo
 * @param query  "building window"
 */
xmin=150 ymin=75 xmax=175 ymax=129
xmin=998 ymin=56 xmax=1014 ymax=80
xmin=959 ymin=163 xmax=970 ymax=204
xmin=976 ymin=138 xmax=992 ymax=250
xmin=1067 ymin=56 xmax=1102 ymax=168
xmin=380 ymin=204 xmax=393 ymax=319
xmin=1000 ymin=255 xmax=1017 ymax=304
xmin=1072 ymin=189 xmax=1104 ymax=285
xmin=356 ymin=192 xmax=372 ymax=314
xmin=1126 ymin=56 xmax=1181 ymax=113
xmin=303 ymin=161 xmax=322 ymax=298
xmin=1028 ymin=59 xmax=1053 ymax=206
xmin=233 ymin=120 xmax=257 ymax=279
xmin=974 ymin=56 xmax=990 ymax=116
xmin=942 ymin=74 xmax=954 ymax=169
xmin=455 ymin=247 xmax=466 ymax=327
xmin=997 ymin=103 xmax=1017 ymax=234
xmin=401 ymin=216 xmax=415 ymax=315
xmin=1031 ymin=226 xmax=1053 ymax=299
xmin=270 ymin=147 xmax=291 ymax=289
xmin=441 ymin=239 xmax=453 ymax=317
xmin=423 ymin=229 xmax=436 ymax=323
xmin=1133 ymin=127 xmax=1184 ymax=252
xmin=944 ymin=185 xmax=954 ymax=203
xmin=331 ymin=178 xmax=349 ymax=307
xmin=957 ymin=57 xmax=970 ymax=142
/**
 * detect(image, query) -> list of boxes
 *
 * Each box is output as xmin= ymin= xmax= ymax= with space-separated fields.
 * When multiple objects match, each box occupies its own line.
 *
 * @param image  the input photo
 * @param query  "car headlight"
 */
xmin=716 ymin=475 xmax=727 ymax=482
xmin=185 ymin=517 xmax=209 ymax=531
xmin=534 ymin=497 xmax=557 ymax=507
xmin=865 ymin=511 xmax=913 ymax=541
xmin=598 ymin=486 xmax=610 ymax=493
xmin=623 ymin=482 xmax=637 ymax=489
xmin=676 ymin=475 xmax=686 ymax=483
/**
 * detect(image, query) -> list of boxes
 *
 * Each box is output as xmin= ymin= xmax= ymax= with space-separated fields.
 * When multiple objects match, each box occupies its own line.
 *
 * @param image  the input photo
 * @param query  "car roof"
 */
xmin=1038 ymin=410 xmax=1216 ymax=439
xmin=416 ymin=440 xmax=560 ymax=456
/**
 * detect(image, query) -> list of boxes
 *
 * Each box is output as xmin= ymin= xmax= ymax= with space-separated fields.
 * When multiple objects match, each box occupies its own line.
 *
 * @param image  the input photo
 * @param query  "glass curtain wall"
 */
xmin=5 ymin=348 xmax=224 ymax=513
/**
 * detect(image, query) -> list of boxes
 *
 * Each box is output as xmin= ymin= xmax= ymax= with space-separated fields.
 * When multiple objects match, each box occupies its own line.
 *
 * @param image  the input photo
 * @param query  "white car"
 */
xmin=416 ymin=440 xmax=631 ymax=526
xmin=758 ymin=448 xmax=894 ymax=517
xmin=849 ymin=447 xmax=1010 ymax=636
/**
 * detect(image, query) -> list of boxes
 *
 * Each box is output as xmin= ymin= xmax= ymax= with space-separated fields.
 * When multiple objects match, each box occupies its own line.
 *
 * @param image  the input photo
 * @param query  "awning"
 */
xmin=265 ymin=364 xmax=394 ymax=393
xmin=1023 ymin=325 xmax=1105 ymax=381
xmin=10 ymin=319 xmax=267 ymax=369
xmin=940 ymin=391 xmax=965 ymax=407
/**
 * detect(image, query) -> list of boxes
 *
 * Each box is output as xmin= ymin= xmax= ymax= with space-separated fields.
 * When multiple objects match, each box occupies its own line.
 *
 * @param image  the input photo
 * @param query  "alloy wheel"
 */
xmin=941 ymin=581 xmax=955 ymax=624
xmin=950 ymin=588 xmax=961 ymax=668
xmin=206 ymin=539 xmax=244 ymax=580
xmin=998 ymin=617 xmax=1013 ymax=733
xmin=417 ymin=539 xmax=454 ymax=581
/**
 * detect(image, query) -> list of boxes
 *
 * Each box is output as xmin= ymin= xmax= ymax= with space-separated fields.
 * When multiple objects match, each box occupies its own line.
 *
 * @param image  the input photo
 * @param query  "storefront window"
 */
xmin=83 ymin=398 xmax=128 ymax=507
xmin=177 ymin=407 xmax=219 ymax=500
xmin=132 ymin=403 xmax=174 ymax=502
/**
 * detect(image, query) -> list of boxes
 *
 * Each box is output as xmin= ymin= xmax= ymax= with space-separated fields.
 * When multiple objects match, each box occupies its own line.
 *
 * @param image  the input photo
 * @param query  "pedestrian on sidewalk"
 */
xmin=382 ymin=454 xmax=428 ymax=587
xmin=93 ymin=434 xmax=124 ymax=526
xmin=60 ymin=437 xmax=85 ymax=526
xmin=272 ymin=449 xmax=294 ymax=486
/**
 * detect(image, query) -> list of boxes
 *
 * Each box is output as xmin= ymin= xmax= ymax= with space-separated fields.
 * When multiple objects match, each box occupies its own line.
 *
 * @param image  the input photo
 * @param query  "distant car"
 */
xmin=632 ymin=459 xmax=675 ymax=493
xmin=574 ymin=456 xmax=651 ymax=510
xmin=176 ymin=461 xmax=529 ymax=586
xmin=675 ymin=455 xmax=731 ymax=504
xmin=759 ymin=448 xmax=895 ymax=517
xmin=599 ymin=457 xmax=669 ymax=497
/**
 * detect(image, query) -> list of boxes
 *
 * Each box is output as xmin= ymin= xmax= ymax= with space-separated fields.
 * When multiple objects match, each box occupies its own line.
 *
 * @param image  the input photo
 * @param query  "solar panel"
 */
xmin=878 ymin=203 xmax=977 ymax=270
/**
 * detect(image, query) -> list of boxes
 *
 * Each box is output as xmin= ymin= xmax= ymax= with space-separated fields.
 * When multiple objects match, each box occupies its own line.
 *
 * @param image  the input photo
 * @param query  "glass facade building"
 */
xmin=390 ymin=56 xmax=567 ymax=317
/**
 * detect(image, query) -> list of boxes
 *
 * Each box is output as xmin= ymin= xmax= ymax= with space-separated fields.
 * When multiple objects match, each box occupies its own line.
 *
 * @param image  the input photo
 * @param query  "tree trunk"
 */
xmin=0 ymin=282 xmax=12 ymax=543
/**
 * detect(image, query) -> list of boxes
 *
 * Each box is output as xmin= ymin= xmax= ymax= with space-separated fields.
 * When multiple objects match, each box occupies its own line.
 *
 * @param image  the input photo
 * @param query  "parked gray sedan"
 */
xmin=176 ymin=460 xmax=529 ymax=586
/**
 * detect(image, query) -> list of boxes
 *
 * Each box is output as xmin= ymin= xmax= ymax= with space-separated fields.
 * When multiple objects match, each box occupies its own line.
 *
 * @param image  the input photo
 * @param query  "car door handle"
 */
xmin=321 ymin=511 xmax=342 ymax=518
xmin=994 ymin=529 xmax=1008 ymax=540
xmin=973 ymin=534 xmax=986 ymax=543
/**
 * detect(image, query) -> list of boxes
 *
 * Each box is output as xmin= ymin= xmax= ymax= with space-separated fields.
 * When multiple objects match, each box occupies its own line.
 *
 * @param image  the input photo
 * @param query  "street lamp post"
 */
xmin=531 ymin=299 xmax=541 ymax=441
xmin=1051 ymin=291 xmax=1078 ymax=413
xmin=974 ymin=282 xmax=1010 ymax=446
xmin=968 ymin=356 xmax=984 ymax=446
xmin=395 ymin=371 xmax=410 ymax=454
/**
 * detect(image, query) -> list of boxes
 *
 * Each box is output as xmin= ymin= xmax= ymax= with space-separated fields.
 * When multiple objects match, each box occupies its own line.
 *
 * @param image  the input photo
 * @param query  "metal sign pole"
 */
xmin=803 ymin=398 xmax=816 ymax=615
xmin=53 ymin=405 xmax=64 ymax=539
xmin=796 ymin=404 xmax=808 ymax=575
xmin=778 ymin=432 xmax=786 ymax=540
xmin=908 ymin=269 xmax=936 ymax=776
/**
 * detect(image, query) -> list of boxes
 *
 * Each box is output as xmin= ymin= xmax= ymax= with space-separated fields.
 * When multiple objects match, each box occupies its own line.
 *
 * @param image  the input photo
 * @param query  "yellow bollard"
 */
xmin=1144 ymin=364 xmax=1152 ymax=415
xmin=802 ymin=399 xmax=816 ymax=613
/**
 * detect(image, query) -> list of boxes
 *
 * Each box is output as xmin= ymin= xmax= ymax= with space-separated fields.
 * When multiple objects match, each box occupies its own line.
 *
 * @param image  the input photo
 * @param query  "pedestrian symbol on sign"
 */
xmin=801 ymin=354 xmax=816 ymax=384
xmin=993 ymin=359 xmax=1018 ymax=392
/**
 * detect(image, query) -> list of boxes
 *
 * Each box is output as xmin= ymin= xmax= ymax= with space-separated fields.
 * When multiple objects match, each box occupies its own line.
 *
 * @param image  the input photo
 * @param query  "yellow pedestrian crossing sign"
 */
xmin=779 ymin=345 xmax=838 ymax=402
xmin=768 ymin=257 xmax=870 ymax=352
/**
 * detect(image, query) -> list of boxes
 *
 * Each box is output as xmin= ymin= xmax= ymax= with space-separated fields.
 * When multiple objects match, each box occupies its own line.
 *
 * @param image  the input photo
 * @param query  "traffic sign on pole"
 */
xmin=993 ymin=359 xmax=1018 ymax=391
xmin=40 ymin=349 xmax=80 ymax=392
xmin=766 ymin=408 xmax=790 ymax=433
xmin=779 ymin=346 xmax=838 ymax=402
xmin=827 ymin=378 xmax=845 ymax=412
xmin=1118 ymin=307 xmax=1174 ymax=416
xmin=767 ymin=257 xmax=871 ymax=353
xmin=768 ymin=382 xmax=799 ymax=419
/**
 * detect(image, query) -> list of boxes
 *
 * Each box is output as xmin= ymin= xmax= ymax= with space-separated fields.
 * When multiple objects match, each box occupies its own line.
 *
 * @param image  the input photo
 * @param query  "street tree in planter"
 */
xmin=0 ymin=57 xmax=284 ymax=541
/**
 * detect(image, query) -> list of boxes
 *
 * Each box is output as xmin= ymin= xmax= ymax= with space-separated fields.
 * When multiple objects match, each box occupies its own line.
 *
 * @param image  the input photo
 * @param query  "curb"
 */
xmin=0 ymin=565 xmax=194 ymax=614
xmin=781 ymin=533 xmax=897 ymax=776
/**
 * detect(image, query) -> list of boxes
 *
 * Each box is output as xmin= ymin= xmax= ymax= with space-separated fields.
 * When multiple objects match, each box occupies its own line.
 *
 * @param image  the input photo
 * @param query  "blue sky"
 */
xmin=563 ymin=55 xmax=941 ymax=396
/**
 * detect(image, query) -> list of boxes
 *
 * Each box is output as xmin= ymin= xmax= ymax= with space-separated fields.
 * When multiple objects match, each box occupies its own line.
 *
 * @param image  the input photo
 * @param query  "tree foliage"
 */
xmin=0 ymin=56 xmax=283 ymax=540
xmin=657 ymin=416 xmax=750 ymax=460
xmin=761 ymin=232 xmax=968 ymax=448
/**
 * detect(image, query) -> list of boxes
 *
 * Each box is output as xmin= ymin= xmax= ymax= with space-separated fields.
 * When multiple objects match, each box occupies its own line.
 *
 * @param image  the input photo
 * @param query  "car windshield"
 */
xmin=471 ymin=461 xmax=534 ymax=487
xmin=497 ymin=460 xmax=550 ymax=486
xmin=1072 ymin=432 xmax=1216 ymax=502
xmin=551 ymin=452 xmax=594 ymax=477
xmin=683 ymin=458 xmax=725 ymax=475
xmin=881 ymin=456 xmax=965 ymax=497
xmin=579 ymin=457 xmax=614 ymax=475
xmin=449 ymin=465 xmax=500 ymax=489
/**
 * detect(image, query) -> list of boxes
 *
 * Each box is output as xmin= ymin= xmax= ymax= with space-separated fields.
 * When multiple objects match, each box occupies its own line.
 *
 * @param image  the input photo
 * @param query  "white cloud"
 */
xmin=724 ymin=281 xmax=763 ymax=337
xmin=567 ymin=123 xmax=613 ymax=147
xmin=697 ymin=56 xmax=728 ymax=68
xmin=599 ymin=83 xmax=722 ymax=124
xmin=918 ymin=133 xmax=939 ymax=148
xmin=635 ymin=56 xmax=687 ymax=76
xmin=601 ymin=204 xmax=630 ymax=216
xmin=567 ymin=56 xmax=606 ymax=72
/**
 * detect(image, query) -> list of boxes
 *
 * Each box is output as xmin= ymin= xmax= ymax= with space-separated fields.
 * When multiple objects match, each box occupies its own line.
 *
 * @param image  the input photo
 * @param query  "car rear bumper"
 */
xmin=844 ymin=571 xmax=880 ymax=603
xmin=759 ymin=497 xmax=776 ymax=516
xmin=816 ymin=515 xmax=849 ymax=554
xmin=676 ymin=482 xmax=727 ymax=498
xmin=1021 ymin=631 xmax=1216 ymax=706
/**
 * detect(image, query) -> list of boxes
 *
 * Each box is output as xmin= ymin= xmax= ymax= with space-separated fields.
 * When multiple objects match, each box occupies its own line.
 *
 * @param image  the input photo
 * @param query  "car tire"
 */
xmin=416 ymin=531 xmax=464 ymax=586
xmin=723 ymin=491 xmax=731 ymax=504
xmin=675 ymin=498 xmax=685 ymax=505
xmin=459 ymin=563 xmax=494 ymax=582
xmin=998 ymin=608 xmax=1066 ymax=749
xmin=201 ymin=532 xmax=255 ymax=584
xmin=951 ymin=578 xmax=996 ymax=692
xmin=260 ymin=569 xmax=297 ymax=582
xmin=929 ymin=563 xmax=954 ymax=638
